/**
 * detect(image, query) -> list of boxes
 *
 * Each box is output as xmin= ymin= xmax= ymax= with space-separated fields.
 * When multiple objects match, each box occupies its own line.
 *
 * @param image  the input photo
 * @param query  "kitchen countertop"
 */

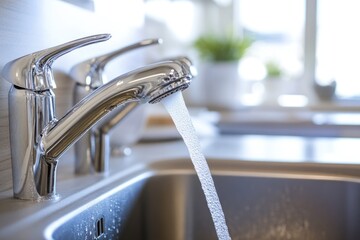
xmin=1 ymin=134 xmax=360 ymax=239
xmin=146 ymin=104 xmax=360 ymax=138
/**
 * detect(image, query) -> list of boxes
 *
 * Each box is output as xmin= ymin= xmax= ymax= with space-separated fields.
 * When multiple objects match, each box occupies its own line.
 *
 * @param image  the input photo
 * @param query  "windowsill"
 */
xmin=234 ymin=97 xmax=360 ymax=112
xmin=190 ymin=92 xmax=360 ymax=138
xmin=215 ymin=100 xmax=360 ymax=138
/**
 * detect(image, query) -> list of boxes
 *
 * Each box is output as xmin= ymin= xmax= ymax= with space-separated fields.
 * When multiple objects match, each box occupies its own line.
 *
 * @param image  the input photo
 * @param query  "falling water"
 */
xmin=161 ymin=91 xmax=231 ymax=240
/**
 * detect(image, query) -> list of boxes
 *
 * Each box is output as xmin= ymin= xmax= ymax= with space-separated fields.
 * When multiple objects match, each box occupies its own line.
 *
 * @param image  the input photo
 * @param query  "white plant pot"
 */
xmin=201 ymin=61 xmax=243 ymax=110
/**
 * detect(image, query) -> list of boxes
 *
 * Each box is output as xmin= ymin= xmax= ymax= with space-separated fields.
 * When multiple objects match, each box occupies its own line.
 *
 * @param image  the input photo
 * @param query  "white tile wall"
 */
xmin=0 ymin=0 xmax=146 ymax=192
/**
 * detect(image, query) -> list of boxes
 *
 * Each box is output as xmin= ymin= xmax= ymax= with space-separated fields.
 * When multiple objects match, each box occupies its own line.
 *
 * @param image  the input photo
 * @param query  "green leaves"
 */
xmin=194 ymin=35 xmax=252 ymax=62
xmin=265 ymin=61 xmax=283 ymax=78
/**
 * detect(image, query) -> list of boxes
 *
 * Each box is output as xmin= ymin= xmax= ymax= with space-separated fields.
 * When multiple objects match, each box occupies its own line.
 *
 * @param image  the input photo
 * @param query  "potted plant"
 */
xmin=193 ymin=34 xmax=253 ymax=109
xmin=194 ymin=34 xmax=252 ymax=62
xmin=265 ymin=61 xmax=283 ymax=79
xmin=263 ymin=60 xmax=285 ymax=104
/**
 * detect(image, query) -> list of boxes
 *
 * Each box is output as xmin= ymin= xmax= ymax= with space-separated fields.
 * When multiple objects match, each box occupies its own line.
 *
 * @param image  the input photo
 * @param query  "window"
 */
xmin=144 ymin=0 xmax=360 ymax=104
xmin=239 ymin=0 xmax=305 ymax=81
xmin=239 ymin=0 xmax=360 ymax=101
xmin=317 ymin=0 xmax=360 ymax=98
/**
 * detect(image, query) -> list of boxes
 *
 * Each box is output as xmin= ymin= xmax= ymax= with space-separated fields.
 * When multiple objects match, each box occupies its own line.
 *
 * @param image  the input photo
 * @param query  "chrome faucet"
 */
xmin=2 ymin=34 xmax=193 ymax=200
xmin=70 ymin=38 xmax=161 ymax=174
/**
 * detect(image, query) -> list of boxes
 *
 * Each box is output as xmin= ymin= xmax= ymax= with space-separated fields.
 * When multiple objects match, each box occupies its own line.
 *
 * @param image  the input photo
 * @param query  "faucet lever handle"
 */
xmin=2 ymin=34 xmax=111 ymax=91
xmin=70 ymin=38 xmax=162 ymax=87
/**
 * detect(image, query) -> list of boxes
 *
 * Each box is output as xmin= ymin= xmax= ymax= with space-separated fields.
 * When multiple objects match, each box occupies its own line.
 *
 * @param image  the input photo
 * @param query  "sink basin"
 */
xmin=45 ymin=159 xmax=360 ymax=240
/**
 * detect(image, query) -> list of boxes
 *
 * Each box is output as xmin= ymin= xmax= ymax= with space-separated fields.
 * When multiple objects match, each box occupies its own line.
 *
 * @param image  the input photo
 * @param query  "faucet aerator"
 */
xmin=149 ymin=76 xmax=192 ymax=104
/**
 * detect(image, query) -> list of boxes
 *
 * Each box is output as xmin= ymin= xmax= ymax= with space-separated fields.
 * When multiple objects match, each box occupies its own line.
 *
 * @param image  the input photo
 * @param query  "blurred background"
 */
xmin=3 ymin=0 xmax=360 ymax=148
xmin=141 ymin=0 xmax=360 ymax=103
xmin=135 ymin=0 xmax=360 ymax=139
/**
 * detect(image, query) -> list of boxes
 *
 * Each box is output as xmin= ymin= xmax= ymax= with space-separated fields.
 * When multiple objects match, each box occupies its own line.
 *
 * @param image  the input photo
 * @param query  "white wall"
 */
xmin=0 ymin=0 xmax=147 ymax=192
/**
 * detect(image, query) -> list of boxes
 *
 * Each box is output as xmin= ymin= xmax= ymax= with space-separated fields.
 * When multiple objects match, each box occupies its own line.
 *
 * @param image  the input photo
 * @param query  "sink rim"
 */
xmin=44 ymin=157 xmax=360 ymax=239
xmin=148 ymin=158 xmax=360 ymax=182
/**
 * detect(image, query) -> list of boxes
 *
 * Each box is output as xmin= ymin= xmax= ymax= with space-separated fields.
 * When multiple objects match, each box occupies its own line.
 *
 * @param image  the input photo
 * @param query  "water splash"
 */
xmin=161 ymin=91 xmax=231 ymax=240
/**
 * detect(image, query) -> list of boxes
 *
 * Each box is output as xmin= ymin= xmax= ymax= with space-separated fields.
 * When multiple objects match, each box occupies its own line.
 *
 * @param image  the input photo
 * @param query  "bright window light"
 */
xmin=277 ymin=94 xmax=308 ymax=107
xmin=145 ymin=0 xmax=196 ymax=42
xmin=239 ymin=0 xmax=305 ymax=79
xmin=317 ymin=0 xmax=360 ymax=98
xmin=238 ymin=57 xmax=267 ymax=81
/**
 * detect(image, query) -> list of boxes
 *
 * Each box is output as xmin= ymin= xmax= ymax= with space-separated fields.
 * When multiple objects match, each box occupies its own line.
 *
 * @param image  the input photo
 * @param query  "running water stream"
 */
xmin=161 ymin=91 xmax=231 ymax=240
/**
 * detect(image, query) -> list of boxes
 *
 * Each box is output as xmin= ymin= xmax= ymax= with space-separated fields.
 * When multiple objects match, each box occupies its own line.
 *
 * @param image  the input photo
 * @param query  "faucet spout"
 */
xmin=42 ymin=60 xmax=191 ymax=159
xmin=72 ymin=55 xmax=195 ymax=175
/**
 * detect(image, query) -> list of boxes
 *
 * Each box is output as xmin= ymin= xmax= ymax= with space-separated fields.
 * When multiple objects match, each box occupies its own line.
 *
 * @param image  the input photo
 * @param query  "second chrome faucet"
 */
xmin=70 ymin=38 xmax=162 ymax=174
xmin=3 ymin=34 xmax=194 ymax=200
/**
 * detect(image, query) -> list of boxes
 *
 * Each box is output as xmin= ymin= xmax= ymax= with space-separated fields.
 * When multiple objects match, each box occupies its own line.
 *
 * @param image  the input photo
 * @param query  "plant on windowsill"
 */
xmin=194 ymin=34 xmax=253 ymax=62
xmin=265 ymin=61 xmax=283 ymax=80
xmin=193 ymin=34 xmax=253 ymax=110
xmin=263 ymin=61 xmax=286 ymax=104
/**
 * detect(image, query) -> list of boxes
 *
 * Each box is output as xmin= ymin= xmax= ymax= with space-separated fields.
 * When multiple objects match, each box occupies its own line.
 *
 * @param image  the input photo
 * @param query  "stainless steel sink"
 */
xmin=45 ymin=159 xmax=360 ymax=240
